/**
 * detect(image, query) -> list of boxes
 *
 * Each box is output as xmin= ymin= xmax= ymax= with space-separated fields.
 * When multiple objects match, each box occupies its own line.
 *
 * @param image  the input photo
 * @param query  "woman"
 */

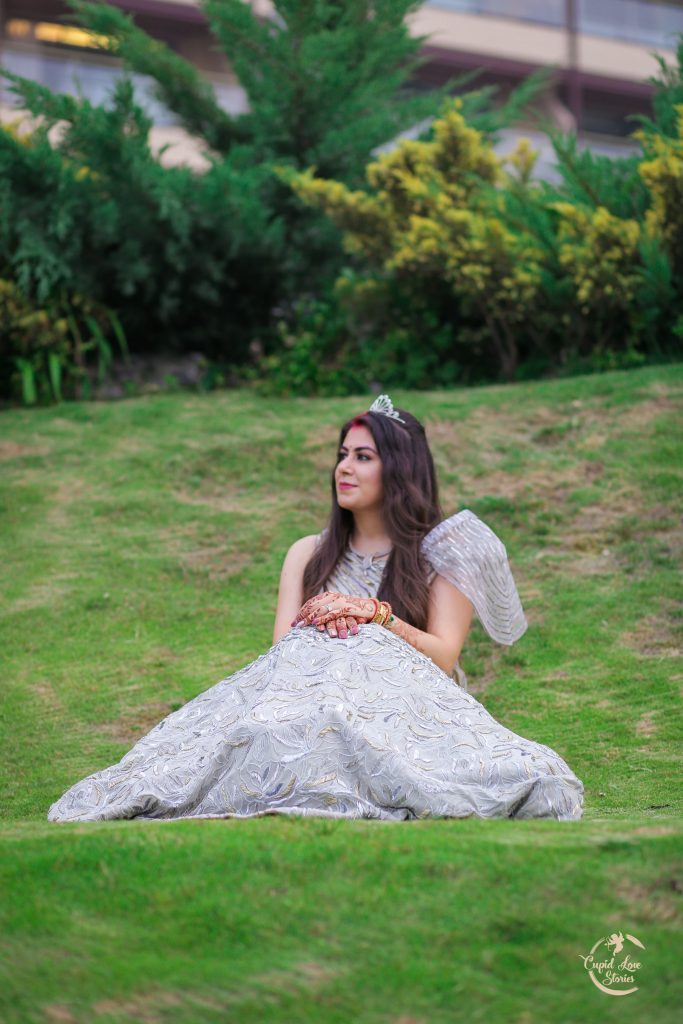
xmin=47 ymin=395 xmax=584 ymax=823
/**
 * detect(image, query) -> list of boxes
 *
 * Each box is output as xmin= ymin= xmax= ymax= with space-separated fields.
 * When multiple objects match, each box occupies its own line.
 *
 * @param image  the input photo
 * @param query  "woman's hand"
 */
xmin=319 ymin=614 xmax=358 ymax=639
xmin=291 ymin=591 xmax=376 ymax=639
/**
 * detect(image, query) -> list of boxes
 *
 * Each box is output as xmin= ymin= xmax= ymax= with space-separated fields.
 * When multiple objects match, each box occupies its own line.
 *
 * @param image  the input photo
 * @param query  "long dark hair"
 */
xmin=302 ymin=405 xmax=444 ymax=630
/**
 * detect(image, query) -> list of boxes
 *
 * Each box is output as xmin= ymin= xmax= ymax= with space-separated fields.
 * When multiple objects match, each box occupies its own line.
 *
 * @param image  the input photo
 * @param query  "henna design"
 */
xmin=293 ymin=591 xmax=375 ymax=637
xmin=383 ymin=615 xmax=433 ymax=658
xmin=307 ymin=599 xmax=376 ymax=624
xmin=293 ymin=591 xmax=436 ymax=658
xmin=295 ymin=590 xmax=343 ymax=624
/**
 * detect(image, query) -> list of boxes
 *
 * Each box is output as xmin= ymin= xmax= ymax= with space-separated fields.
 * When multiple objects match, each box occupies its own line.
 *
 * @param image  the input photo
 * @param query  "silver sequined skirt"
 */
xmin=47 ymin=624 xmax=584 ymax=823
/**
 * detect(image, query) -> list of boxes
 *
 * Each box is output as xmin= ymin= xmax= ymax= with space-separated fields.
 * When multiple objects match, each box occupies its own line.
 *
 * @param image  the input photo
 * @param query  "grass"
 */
xmin=1 ymin=363 xmax=682 ymax=1022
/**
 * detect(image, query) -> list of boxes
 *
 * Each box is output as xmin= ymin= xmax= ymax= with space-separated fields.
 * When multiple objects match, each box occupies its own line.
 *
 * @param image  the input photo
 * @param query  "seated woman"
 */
xmin=47 ymin=394 xmax=584 ymax=823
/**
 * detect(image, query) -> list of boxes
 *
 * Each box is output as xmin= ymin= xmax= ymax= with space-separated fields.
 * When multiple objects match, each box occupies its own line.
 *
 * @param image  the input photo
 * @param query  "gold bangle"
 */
xmin=372 ymin=600 xmax=392 ymax=626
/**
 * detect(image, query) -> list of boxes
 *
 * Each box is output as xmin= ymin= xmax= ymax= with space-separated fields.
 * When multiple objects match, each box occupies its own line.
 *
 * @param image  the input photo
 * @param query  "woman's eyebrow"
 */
xmin=338 ymin=444 xmax=376 ymax=452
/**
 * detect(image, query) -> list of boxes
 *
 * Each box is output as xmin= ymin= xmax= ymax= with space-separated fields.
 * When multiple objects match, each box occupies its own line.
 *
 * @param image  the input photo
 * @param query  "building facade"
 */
xmin=2 ymin=0 xmax=682 ymax=170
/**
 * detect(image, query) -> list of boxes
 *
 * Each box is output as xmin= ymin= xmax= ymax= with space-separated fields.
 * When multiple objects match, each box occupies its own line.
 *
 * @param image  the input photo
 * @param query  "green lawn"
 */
xmin=1 ymin=365 xmax=681 ymax=1022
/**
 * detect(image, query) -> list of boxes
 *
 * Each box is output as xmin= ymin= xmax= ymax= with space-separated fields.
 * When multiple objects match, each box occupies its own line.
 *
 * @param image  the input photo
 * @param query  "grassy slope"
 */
xmin=1 ymin=364 xmax=681 ymax=1023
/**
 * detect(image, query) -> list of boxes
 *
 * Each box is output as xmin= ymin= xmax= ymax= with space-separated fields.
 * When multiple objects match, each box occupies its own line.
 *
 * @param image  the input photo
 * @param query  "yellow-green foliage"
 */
xmin=638 ymin=104 xmax=683 ymax=272
xmin=279 ymin=100 xmax=544 ymax=377
xmin=277 ymin=169 xmax=394 ymax=263
xmin=1 ymin=116 xmax=99 ymax=182
xmin=0 ymin=278 xmax=71 ymax=404
xmin=505 ymin=136 xmax=539 ymax=186
xmin=0 ymin=278 xmax=70 ymax=353
xmin=0 ymin=279 xmax=127 ymax=405
xmin=1 ymin=119 xmax=29 ymax=145
xmin=552 ymin=203 xmax=642 ymax=318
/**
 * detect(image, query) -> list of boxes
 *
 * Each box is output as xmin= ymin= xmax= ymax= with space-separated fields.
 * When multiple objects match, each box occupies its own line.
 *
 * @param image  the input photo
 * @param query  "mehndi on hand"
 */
xmin=291 ymin=590 xmax=376 ymax=639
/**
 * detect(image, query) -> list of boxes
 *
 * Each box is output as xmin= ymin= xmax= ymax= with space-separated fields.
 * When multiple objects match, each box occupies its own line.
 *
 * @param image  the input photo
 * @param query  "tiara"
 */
xmin=367 ymin=393 xmax=406 ymax=424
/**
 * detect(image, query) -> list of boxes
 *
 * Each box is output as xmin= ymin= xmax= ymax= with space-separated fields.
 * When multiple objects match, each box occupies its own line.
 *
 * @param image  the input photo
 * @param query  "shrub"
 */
xmin=0 ymin=278 xmax=128 ymax=405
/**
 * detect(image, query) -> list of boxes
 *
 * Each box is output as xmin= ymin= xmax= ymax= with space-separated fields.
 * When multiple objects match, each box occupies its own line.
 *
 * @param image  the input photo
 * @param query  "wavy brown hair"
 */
xmin=302 ymin=405 xmax=444 ymax=630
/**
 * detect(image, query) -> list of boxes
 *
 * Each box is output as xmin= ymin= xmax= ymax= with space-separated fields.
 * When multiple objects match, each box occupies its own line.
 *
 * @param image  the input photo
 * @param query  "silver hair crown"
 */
xmin=368 ymin=393 xmax=406 ymax=424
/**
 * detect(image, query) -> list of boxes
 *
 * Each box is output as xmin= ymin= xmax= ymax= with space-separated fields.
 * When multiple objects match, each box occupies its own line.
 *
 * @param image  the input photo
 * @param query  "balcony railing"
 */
xmin=427 ymin=0 xmax=683 ymax=47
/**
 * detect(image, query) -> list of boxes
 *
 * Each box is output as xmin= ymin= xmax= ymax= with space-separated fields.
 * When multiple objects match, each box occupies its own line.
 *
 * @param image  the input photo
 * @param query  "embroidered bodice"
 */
xmin=321 ymin=541 xmax=403 ymax=600
xmin=315 ymin=509 xmax=530 ymax=691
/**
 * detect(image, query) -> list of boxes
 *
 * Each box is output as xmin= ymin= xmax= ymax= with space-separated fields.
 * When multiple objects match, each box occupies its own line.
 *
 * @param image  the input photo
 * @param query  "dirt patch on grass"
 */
xmin=426 ymin=409 xmax=611 ymax=515
xmin=12 ymin=572 xmax=81 ymax=612
xmin=614 ymin=876 xmax=682 ymax=924
xmin=90 ymin=988 xmax=183 ymax=1022
xmin=547 ymin=687 xmax=582 ymax=711
xmin=180 ymin=543 xmax=254 ymax=581
xmin=426 ymin=402 xmax=581 ymax=450
xmin=534 ymin=486 xmax=664 ymax=575
xmin=82 ymin=960 xmax=342 ymax=1020
xmin=302 ymin=422 xmax=341 ymax=464
xmin=155 ymin=517 xmax=259 ymax=580
xmin=629 ymin=825 xmax=678 ymax=837
xmin=620 ymin=603 xmax=682 ymax=659
xmin=48 ymin=981 xmax=233 ymax=1020
xmin=634 ymin=711 xmax=657 ymax=738
xmin=611 ymin=395 xmax=681 ymax=432
xmin=170 ymin=486 xmax=248 ymax=515
xmin=426 ymin=389 xmax=678 ymax=522
xmin=450 ymin=462 xmax=594 ymax=506
xmin=559 ymin=490 xmax=637 ymax=541
xmin=153 ymin=521 xmax=257 ymax=580
xmin=29 ymin=680 xmax=65 ymax=715
xmin=171 ymin=484 xmax=315 ymax=520
xmin=0 ymin=441 xmax=51 ymax=461
xmin=46 ymin=478 xmax=91 ymax=532
xmin=253 ymin=959 xmax=339 ymax=989
xmin=43 ymin=1006 xmax=77 ymax=1023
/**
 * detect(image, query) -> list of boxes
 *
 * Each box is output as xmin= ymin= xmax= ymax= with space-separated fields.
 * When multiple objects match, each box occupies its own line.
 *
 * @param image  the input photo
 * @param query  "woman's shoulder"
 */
xmin=281 ymin=534 xmax=320 ymax=568
xmin=278 ymin=532 xmax=321 ymax=581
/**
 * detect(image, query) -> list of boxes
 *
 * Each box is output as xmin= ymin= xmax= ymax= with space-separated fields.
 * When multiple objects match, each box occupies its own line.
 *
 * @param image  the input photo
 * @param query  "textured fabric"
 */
xmin=318 ymin=525 xmax=470 ymax=691
xmin=47 ymin=511 xmax=584 ymax=823
xmin=320 ymin=507 xmax=528 ymax=680
xmin=421 ymin=509 xmax=528 ymax=645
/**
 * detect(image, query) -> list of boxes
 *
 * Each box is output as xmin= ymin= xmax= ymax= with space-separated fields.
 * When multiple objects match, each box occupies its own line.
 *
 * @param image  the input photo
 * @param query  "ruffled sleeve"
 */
xmin=420 ymin=509 xmax=528 ymax=645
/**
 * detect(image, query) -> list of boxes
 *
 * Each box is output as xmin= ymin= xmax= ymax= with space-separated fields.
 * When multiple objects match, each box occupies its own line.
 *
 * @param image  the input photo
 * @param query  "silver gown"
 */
xmin=47 ymin=510 xmax=584 ymax=823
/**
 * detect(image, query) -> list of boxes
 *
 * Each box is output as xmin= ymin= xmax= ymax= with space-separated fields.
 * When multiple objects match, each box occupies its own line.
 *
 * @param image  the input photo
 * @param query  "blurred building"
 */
xmin=1 ymin=0 xmax=682 ymax=174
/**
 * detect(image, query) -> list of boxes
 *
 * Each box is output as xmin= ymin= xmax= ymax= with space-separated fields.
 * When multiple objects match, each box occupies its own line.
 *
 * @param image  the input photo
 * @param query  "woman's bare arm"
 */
xmin=385 ymin=574 xmax=473 ymax=675
xmin=272 ymin=535 xmax=319 ymax=644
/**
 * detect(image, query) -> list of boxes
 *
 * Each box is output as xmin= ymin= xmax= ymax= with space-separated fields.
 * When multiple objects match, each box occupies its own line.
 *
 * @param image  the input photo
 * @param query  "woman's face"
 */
xmin=335 ymin=424 xmax=383 ymax=511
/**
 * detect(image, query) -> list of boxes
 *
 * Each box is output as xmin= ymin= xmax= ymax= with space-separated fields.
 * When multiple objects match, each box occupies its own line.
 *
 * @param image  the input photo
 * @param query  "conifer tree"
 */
xmin=0 ymin=1 xmax=539 ymax=362
xmin=64 ymin=0 xmax=467 ymax=297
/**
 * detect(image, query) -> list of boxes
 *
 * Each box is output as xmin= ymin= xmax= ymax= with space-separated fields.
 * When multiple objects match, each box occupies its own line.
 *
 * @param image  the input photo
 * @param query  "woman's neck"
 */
xmin=350 ymin=510 xmax=392 ymax=554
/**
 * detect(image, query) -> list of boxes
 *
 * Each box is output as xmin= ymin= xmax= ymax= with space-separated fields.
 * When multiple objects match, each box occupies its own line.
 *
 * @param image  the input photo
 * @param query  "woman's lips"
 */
xmin=338 ymin=483 xmax=356 ymax=490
